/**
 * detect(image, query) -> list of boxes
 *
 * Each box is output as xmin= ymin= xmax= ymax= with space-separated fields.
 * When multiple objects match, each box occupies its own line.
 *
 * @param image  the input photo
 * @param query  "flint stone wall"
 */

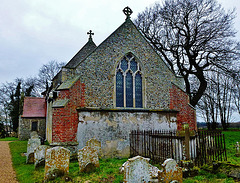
xmin=77 ymin=110 xmax=177 ymax=158
xmin=19 ymin=117 xmax=46 ymax=141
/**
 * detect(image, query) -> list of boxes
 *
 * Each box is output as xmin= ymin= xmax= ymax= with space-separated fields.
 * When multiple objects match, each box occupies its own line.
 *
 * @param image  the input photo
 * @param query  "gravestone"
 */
xmin=26 ymin=135 xmax=41 ymax=164
xmin=78 ymin=146 xmax=100 ymax=173
xmin=30 ymin=131 xmax=39 ymax=139
xmin=123 ymin=156 xmax=152 ymax=183
xmin=120 ymin=157 xmax=159 ymax=181
xmin=158 ymin=159 xmax=183 ymax=183
xmin=44 ymin=147 xmax=70 ymax=181
xmin=34 ymin=145 xmax=49 ymax=168
xmin=235 ymin=142 xmax=240 ymax=157
xmin=86 ymin=137 xmax=102 ymax=157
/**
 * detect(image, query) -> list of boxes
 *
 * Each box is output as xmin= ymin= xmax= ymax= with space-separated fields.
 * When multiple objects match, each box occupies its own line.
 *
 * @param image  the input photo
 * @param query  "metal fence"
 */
xmin=130 ymin=130 xmax=227 ymax=166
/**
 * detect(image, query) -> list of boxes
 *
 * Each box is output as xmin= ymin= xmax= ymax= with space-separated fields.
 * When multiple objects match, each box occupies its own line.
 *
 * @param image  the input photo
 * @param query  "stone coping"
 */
xmin=76 ymin=107 xmax=179 ymax=113
xmin=50 ymin=142 xmax=78 ymax=146
xmin=52 ymin=99 xmax=69 ymax=108
xmin=57 ymin=76 xmax=80 ymax=90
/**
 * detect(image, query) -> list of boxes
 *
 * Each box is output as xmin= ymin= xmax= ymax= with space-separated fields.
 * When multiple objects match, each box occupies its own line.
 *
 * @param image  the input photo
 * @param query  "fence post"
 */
xmin=184 ymin=123 xmax=190 ymax=160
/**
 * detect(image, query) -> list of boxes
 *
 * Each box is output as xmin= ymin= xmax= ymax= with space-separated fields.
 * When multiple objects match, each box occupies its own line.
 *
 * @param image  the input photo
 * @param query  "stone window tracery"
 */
xmin=116 ymin=53 xmax=143 ymax=108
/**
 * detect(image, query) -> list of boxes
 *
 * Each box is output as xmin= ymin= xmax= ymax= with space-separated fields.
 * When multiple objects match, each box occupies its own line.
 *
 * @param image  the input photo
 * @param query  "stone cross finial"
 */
xmin=123 ymin=6 xmax=133 ymax=19
xmin=87 ymin=30 xmax=94 ymax=40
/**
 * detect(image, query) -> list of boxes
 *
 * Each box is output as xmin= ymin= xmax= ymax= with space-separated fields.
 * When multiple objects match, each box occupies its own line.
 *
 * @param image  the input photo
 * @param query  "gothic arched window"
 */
xmin=116 ymin=53 xmax=143 ymax=108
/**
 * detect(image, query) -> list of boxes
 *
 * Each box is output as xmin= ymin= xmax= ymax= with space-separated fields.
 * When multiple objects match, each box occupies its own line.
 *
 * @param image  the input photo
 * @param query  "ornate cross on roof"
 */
xmin=123 ymin=6 xmax=133 ymax=19
xmin=87 ymin=30 xmax=94 ymax=40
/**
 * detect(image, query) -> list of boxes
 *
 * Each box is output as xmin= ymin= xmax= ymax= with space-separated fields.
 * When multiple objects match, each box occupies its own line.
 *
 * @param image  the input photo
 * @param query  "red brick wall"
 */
xmin=169 ymin=84 xmax=197 ymax=131
xmin=52 ymin=80 xmax=85 ymax=142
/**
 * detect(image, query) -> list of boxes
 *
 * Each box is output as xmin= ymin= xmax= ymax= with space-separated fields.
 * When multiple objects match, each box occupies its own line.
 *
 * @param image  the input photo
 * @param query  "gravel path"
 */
xmin=0 ymin=141 xmax=18 ymax=183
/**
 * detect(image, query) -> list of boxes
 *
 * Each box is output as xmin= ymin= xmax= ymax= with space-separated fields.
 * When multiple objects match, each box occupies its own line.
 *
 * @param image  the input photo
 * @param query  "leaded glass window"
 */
xmin=115 ymin=53 xmax=143 ymax=108
xmin=116 ymin=70 xmax=124 ymax=107
xmin=126 ymin=72 xmax=133 ymax=107
xmin=135 ymin=72 xmax=142 ymax=108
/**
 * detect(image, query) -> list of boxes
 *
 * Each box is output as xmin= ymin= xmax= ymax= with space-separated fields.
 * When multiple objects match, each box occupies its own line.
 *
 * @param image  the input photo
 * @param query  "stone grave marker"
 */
xmin=158 ymin=159 xmax=183 ymax=183
xmin=44 ymin=146 xmax=70 ymax=181
xmin=78 ymin=146 xmax=100 ymax=173
xmin=34 ymin=145 xmax=49 ymax=168
xmin=120 ymin=157 xmax=159 ymax=181
xmin=123 ymin=156 xmax=152 ymax=183
xmin=86 ymin=137 xmax=102 ymax=157
xmin=30 ymin=131 xmax=39 ymax=139
xmin=26 ymin=136 xmax=41 ymax=164
xmin=235 ymin=142 xmax=240 ymax=157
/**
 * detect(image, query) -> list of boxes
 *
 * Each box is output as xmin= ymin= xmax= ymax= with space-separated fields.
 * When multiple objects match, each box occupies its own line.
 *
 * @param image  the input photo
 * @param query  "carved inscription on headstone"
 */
xmin=158 ymin=159 xmax=183 ymax=183
xmin=44 ymin=147 xmax=70 ymax=181
xmin=78 ymin=146 xmax=99 ymax=173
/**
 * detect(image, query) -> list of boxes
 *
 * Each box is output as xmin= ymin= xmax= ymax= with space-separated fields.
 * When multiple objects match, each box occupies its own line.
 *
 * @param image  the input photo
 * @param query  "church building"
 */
xmin=46 ymin=7 xmax=196 ymax=158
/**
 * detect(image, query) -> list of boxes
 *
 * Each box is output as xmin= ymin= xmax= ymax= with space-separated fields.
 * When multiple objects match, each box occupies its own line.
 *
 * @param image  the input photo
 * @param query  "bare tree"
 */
xmin=197 ymin=70 xmax=235 ymax=130
xmin=135 ymin=0 xmax=240 ymax=106
xmin=36 ymin=60 xmax=65 ymax=93
xmin=232 ymin=73 xmax=240 ymax=115
xmin=197 ymin=72 xmax=219 ymax=129
xmin=216 ymin=73 xmax=234 ymax=130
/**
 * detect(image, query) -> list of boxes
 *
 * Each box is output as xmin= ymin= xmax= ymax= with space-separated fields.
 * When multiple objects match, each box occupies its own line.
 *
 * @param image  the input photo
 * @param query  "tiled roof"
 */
xmin=22 ymin=97 xmax=46 ymax=118
xmin=65 ymin=38 xmax=97 ymax=68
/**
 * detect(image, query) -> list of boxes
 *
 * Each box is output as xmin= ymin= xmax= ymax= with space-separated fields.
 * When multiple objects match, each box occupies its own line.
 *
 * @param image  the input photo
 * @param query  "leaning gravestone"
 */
xmin=78 ymin=146 xmax=100 ymax=173
xmin=26 ymin=133 xmax=41 ymax=164
xmin=34 ymin=145 xmax=49 ymax=168
xmin=86 ymin=137 xmax=102 ymax=157
xmin=44 ymin=147 xmax=70 ymax=181
xmin=158 ymin=159 xmax=183 ymax=183
xmin=120 ymin=157 xmax=159 ymax=181
xmin=123 ymin=156 xmax=152 ymax=183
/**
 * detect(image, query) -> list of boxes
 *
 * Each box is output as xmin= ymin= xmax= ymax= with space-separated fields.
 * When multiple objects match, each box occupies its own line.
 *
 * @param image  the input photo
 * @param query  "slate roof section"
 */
xmin=57 ymin=76 xmax=80 ymax=90
xmin=52 ymin=99 xmax=69 ymax=108
xmin=22 ymin=97 xmax=46 ymax=118
xmin=65 ymin=38 xmax=97 ymax=68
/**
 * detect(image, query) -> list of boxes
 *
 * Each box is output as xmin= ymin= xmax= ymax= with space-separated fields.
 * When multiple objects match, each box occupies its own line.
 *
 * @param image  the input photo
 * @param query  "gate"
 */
xmin=195 ymin=130 xmax=227 ymax=166
xmin=130 ymin=130 xmax=227 ymax=166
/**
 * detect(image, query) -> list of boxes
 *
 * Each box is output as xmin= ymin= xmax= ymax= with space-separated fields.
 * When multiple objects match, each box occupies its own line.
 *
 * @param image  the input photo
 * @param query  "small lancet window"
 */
xmin=116 ymin=53 xmax=143 ymax=108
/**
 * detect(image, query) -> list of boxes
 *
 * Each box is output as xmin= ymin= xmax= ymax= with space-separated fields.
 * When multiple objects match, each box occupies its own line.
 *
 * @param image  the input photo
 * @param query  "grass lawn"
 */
xmin=223 ymin=131 xmax=240 ymax=165
xmin=0 ymin=137 xmax=19 ymax=141
xmin=6 ymin=130 xmax=240 ymax=183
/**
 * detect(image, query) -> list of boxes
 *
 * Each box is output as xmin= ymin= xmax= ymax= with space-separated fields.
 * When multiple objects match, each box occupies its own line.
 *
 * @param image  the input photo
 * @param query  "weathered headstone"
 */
xmin=26 ymin=136 xmax=41 ymax=164
xmin=86 ymin=137 xmax=102 ymax=157
xmin=120 ymin=157 xmax=159 ymax=181
xmin=30 ymin=131 xmax=39 ymax=139
xmin=34 ymin=145 xmax=49 ymax=168
xmin=123 ymin=156 xmax=152 ymax=183
xmin=158 ymin=159 xmax=183 ymax=183
xmin=78 ymin=146 xmax=100 ymax=173
xmin=44 ymin=146 xmax=70 ymax=181
xmin=235 ymin=142 xmax=240 ymax=157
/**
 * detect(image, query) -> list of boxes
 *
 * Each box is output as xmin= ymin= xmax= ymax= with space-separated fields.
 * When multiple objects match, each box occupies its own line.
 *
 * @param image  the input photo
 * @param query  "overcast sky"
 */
xmin=0 ymin=0 xmax=239 ymax=84
xmin=0 ymin=0 xmax=240 ymax=121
